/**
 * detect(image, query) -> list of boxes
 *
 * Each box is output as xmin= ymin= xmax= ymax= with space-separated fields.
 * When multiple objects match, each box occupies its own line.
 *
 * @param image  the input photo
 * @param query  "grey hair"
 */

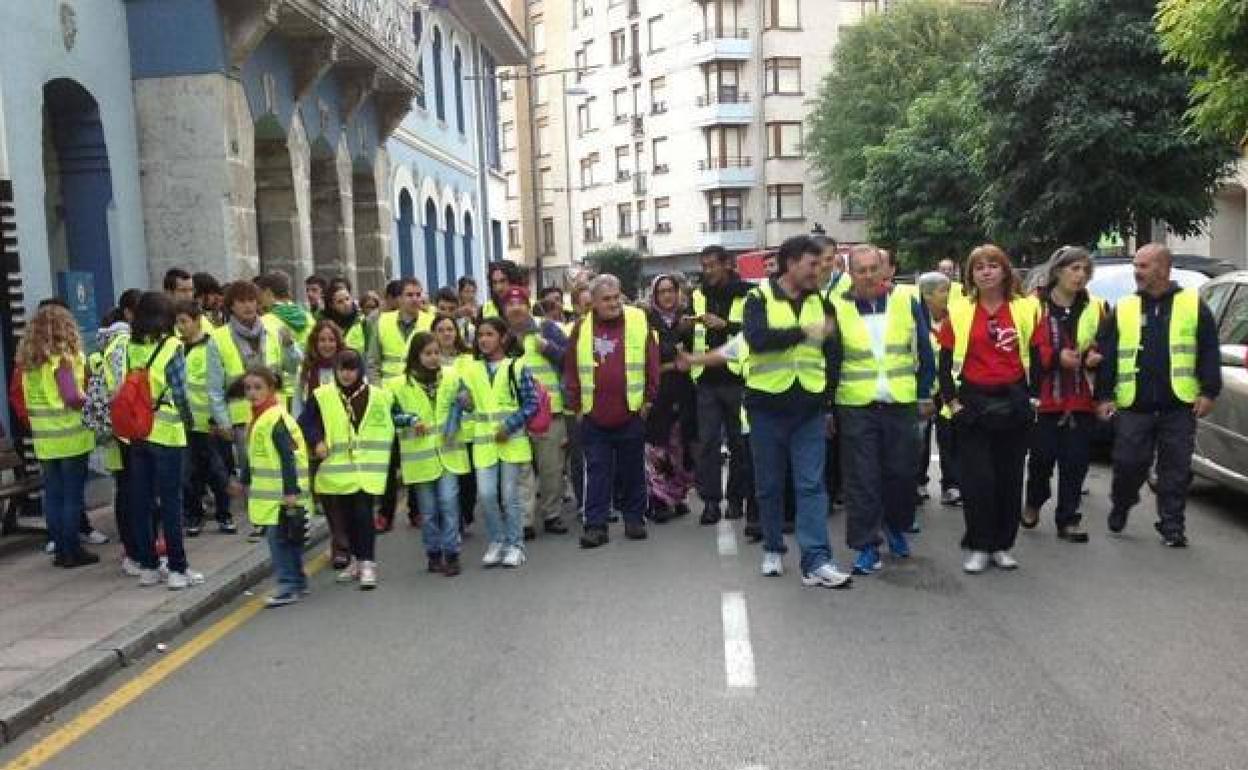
xmin=847 ymin=243 xmax=881 ymax=271
xmin=917 ymin=271 xmax=952 ymax=297
xmin=1044 ymin=246 xmax=1093 ymax=293
xmin=588 ymin=273 xmax=621 ymax=297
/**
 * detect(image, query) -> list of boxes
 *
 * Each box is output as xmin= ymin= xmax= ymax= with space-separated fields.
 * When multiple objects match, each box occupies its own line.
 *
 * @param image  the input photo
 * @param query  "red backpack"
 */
xmin=111 ymin=338 xmax=172 ymax=442
xmin=508 ymin=359 xmax=553 ymax=436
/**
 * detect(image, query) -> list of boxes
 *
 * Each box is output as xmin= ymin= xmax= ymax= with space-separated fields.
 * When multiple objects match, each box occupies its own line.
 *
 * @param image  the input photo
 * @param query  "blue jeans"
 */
xmin=266 ymin=525 xmax=307 ymax=595
xmin=128 ymin=441 xmax=188 ymax=573
xmin=476 ymin=461 xmax=524 ymax=547
xmin=581 ymin=416 xmax=647 ymax=528
xmin=41 ymin=453 xmax=89 ymax=559
xmin=417 ymin=472 xmax=462 ymax=557
xmin=748 ymin=408 xmax=834 ymax=574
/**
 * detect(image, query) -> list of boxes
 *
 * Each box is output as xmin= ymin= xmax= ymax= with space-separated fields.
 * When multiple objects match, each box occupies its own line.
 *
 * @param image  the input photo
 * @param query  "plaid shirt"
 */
xmin=163 ymin=347 xmax=195 ymax=433
xmin=487 ymin=358 xmax=539 ymax=436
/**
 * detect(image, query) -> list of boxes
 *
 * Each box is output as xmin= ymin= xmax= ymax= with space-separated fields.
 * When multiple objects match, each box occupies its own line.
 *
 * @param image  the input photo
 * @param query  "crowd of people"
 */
xmin=11 ymin=235 xmax=1221 ymax=604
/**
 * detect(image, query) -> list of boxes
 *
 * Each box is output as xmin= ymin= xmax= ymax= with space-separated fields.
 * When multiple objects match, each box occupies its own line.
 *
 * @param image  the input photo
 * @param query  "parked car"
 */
xmin=1022 ymin=254 xmax=1229 ymax=306
xmin=1192 ymin=272 xmax=1248 ymax=495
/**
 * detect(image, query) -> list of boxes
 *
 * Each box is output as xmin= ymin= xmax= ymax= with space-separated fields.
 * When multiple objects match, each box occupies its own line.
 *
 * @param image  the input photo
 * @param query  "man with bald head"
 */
xmin=1094 ymin=243 xmax=1221 ymax=547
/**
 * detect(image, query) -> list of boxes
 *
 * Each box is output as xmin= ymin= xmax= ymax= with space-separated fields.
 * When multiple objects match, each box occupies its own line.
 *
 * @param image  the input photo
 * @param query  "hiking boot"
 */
xmin=624 ymin=520 xmax=648 ymax=540
xmin=699 ymin=503 xmax=721 ymax=526
xmin=442 ymin=554 xmax=461 ymax=577
xmin=579 ymin=526 xmax=609 ymax=549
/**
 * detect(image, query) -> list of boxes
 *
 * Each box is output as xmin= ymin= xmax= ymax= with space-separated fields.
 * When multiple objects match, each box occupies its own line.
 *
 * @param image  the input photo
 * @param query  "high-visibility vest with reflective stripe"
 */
xmin=385 ymin=369 xmax=470 ymax=482
xmin=212 ymin=322 xmax=283 ymax=425
xmin=183 ymin=338 xmax=213 ymax=432
xmin=690 ymin=290 xmax=745 ymax=380
xmin=574 ymin=305 xmax=649 ymax=413
xmin=482 ymin=300 xmax=500 ymax=320
xmin=744 ymin=282 xmax=827 ymax=395
xmin=311 ymin=383 xmax=395 ymax=495
xmin=948 ymin=296 xmax=1039 ymax=381
xmin=246 ymin=404 xmax=311 ymax=526
xmin=522 ymin=333 xmax=565 ymax=413
xmin=99 ymin=333 xmax=129 ymax=471
xmin=461 ymin=357 xmax=532 ymax=467
xmin=343 ymin=319 xmax=367 ymax=352
xmin=831 ymin=289 xmax=919 ymax=406
xmin=261 ymin=314 xmax=304 ymax=402
xmin=23 ymin=356 xmax=94 ymax=460
xmin=127 ymin=338 xmax=187 ymax=448
xmin=1074 ymin=295 xmax=1106 ymax=352
xmin=1113 ymin=289 xmax=1200 ymax=408
xmin=377 ymin=310 xmax=433 ymax=379
xmin=199 ymin=315 xmax=216 ymax=336
xmin=950 ymin=281 xmax=971 ymax=307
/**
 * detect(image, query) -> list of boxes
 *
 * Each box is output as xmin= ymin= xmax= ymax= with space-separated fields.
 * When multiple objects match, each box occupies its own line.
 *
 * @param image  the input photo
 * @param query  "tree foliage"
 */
xmin=973 ymin=0 xmax=1236 ymax=256
xmin=1156 ymin=0 xmax=1248 ymax=144
xmin=806 ymin=0 xmax=999 ymax=201
xmin=861 ymin=79 xmax=988 ymax=271
xmin=584 ymin=246 xmax=642 ymax=299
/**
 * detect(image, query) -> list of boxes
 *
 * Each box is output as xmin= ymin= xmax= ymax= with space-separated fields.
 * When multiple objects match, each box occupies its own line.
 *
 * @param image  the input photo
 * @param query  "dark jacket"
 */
xmin=688 ymin=275 xmax=752 ymax=387
xmin=645 ymin=307 xmax=696 ymax=445
xmin=741 ymin=277 xmax=838 ymax=416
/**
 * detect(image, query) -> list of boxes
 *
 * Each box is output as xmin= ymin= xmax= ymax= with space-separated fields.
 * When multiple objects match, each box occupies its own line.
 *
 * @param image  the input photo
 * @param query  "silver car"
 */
xmin=1194 ymin=272 xmax=1248 ymax=494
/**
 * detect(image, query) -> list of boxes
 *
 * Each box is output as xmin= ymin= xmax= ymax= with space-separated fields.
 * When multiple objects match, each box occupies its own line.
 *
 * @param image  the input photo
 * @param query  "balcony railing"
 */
xmin=699 ymin=220 xmax=753 ymax=233
xmin=693 ymin=28 xmax=749 ymax=44
xmin=655 ymin=222 xmax=672 ymax=234
xmin=696 ymin=91 xmax=750 ymax=107
xmin=697 ymin=156 xmax=753 ymax=170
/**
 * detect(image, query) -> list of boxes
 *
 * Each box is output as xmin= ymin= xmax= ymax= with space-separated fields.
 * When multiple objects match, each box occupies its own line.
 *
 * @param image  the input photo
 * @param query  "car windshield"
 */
xmin=1085 ymin=265 xmax=1209 ymax=306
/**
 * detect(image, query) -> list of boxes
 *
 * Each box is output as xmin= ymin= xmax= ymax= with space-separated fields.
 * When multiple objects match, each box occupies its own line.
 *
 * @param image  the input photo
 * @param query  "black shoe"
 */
xmin=427 ymin=554 xmax=444 ymax=573
xmin=699 ymin=503 xmax=721 ymax=526
xmin=442 ymin=554 xmax=461 ymax=577
xmin=1057 ymin=522 xmax=1090 ymax=543
xmin=607 ymin=511 xmax=621 ymax=524
xmin=1107 ymin=508 xmax=1128 ymax=533
xmin=185 ymin=521 xmax=202 ymax=538
xmin=579 ymin=527 xmax=610 ymax=549
xmin=543 ymin=518 xmax=569 ymax=534
xmin=782 ymin=520 xmax=795 ymax=535
xmin=332 ymin=556 xmax=350 ymax=571
xmin=673 ymin=502 xmax=691 ymax=518
xmin=1156 ymin=522 xmax=1188 ymax=547
xmin=624 ymin=521 xmax=648 ymax=540
xmin=725 ymin=500 xmax=744 ymax=520
xmin=523 ymin=526 xmax=536 ymax=541
xmin=743 ymin=523 xmax=763 ymax=543
xmin=218 ymin=518 xmax=238 ymax=534
xmin=649 ymin=505 xmax=673 ymax=524
xmin=57 ymin=550 xmax=101 ymax=569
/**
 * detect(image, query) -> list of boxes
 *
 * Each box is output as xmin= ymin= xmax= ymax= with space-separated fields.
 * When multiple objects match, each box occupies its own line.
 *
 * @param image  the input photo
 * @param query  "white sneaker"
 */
xmin=761 ymin=552 xmax=784 ymax=577
xmin=800 ymin=563 xmax=853 ymax=589
xmin=137 ymin=569 xmax=163 ymax=587
xmin=963 ymin=551 xmax=990 ymax=574
xmin=359 ymin=561 xmax=377 ymax=590
xmin=916 ymin=484 xmax=930 ymax=501
xmin=335 ymin=562 xmax=359 ymax=583
xmin=482 ymin=542 xmax=505 ymax=567
xmin=167 ymin=570 xmax=204 ymax=590
xmin=44 ymin=540 xmax=55 ymax=555
xmin=501 ymin=546 xmax=526 ymax=568
xmin=121 ymin=557 xmax=142 ymax=577
xmin=82 ymin=529 xmax=110 ymax=545
xmin=991 ymin=550 xmax=1019 ymax=570
xmin=940 ymin=488 xmax=962 ymax=505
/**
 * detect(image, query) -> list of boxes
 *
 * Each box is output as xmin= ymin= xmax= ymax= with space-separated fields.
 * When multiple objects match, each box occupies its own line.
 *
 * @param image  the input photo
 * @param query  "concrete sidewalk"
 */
xmin=0 ymin=496 xmax=320 ymax=744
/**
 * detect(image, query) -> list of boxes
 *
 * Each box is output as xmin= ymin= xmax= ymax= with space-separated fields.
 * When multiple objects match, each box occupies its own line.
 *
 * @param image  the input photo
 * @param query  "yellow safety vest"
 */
xmin=183 ymin=338 xmax=213 ymax=432
xmin=127 ymin=338 xmax=188 ymax=448
xmin=342 ymin=319 xmax=367 ymax=352
xmin=948 ymin=296 xmax=1039 ymax=381
xmin=23 ymin=356 xmax=94 ymax=460
xmin=376 ymin=310 xmax=433 ymax=379
xmin=831 ymin=289 xmax=919 ymax=406
xmin=246 ymin=403 xmax=311 ymax=525
xmin=522 ymin=332 xmax=565 ymax=413
xmin=482 ymin=300 xmax=500 ymax=320
xmin=574 ymin=305 xmax=649 ymax=413
xmin=199 ymin=315 xmax=216 ymax=336
xmin=690 ymin=290 xmax=745 ymax=380
xmin=212 ymin=322 xmax=283 ymax=425
xmin=462 ymin=357 xmax=532 ymax=467
xmin=1113 ymin=289 xmax=1200 ymax=408
xmin=385 ymin=368 xmax=470 ymax=482
xmin=744 ymin=281 xmax=827 ymax=395
xmin=311 ymin=383 xmax=395 ymax=495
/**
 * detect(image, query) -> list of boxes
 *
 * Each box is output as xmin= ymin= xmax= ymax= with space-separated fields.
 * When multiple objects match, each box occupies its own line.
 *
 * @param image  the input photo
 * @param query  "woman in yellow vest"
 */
xmin=387 ymin=332 xmax=471 ymax=576
xmin=322 ymin=285 xmax=369 ymax=353
xmin=125 ymin=292 xmax=202 ymax=590
xmin=431 ymin=313 xmax=477 ymax=530
xmin=298 ymin=350 xmax=394 ymax=589
xmin=461 ymin=318 xmax=538 ymax=568
xmin=644 ymin=275 xmax=697 ymax=523
xmin=936 ymin=245 xmax=1041 ymax=575
xmin=18 ymin=304 xmax=98 ymax=568
xmin=293 ymin=320 xmax=346 ymax=419
xmin=232 ymin=365 xmax=312 ymax=607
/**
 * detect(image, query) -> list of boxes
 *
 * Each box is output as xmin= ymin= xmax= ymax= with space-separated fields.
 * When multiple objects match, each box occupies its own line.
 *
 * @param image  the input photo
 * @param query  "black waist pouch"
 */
xmin=957 ymin=382 xmax=1034 ymax=431
xmin=277 ymin=504 xmax=308 ymax=546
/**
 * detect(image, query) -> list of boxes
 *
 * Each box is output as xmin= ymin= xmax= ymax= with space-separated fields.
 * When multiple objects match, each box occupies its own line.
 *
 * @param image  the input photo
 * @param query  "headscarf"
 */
xmin=648 ymin=273 xmax=682 ymax=326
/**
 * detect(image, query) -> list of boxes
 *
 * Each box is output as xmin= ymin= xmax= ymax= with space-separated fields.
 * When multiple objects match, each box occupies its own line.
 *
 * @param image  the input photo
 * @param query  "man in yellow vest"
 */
xmin=831 ymin=245 xmax=936 ymax=576
xmin=479 ymin=260 xmax=522 ymax=322
xmin=503 ymin=286 xmax=571 ymax=538
xmin=742 ymin=235 xmax=852 ymax=589
xmin=256 ymin=270 xmax=314 ymax=351
xmin=565 ymin=274 xmax=660 ymax=548
xmin=1094 ymin=244 xmax=1221 ymax=547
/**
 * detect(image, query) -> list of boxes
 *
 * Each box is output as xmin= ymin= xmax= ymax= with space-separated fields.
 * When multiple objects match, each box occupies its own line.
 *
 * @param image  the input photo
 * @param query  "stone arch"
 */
xmin=439 ymin=184 xmax=458 ymax=229
xmin=254 ymin=109 xmax=308 ymax=282
xmin=417 ymin=175 xmax=440 ymax=226
xmin=353 ymin=154 xmax=386 ymax=293
xmin=309 ymin=135 xmax=353 ymax=284
xmin=391 ymin=164 xmax=417 ymax=216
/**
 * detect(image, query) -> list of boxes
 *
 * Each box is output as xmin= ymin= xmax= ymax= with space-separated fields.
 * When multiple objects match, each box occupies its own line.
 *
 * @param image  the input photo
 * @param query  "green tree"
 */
xmin=861 ymin=79 xmax=988 ymax=271
xmin=974 ymin=0 xmax=1236 ymax=257
xmin=806 ymin=0 xmax=998 ymax=201
xmin=1156 ymin=0 xmax=1248 ymax=144
xmin=585 ymin=246 xmax=642 ymax=299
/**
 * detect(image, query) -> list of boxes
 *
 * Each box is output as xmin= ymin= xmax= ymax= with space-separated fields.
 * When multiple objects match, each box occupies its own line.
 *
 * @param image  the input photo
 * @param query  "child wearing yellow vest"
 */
xmin=232 ymin=365 xmax=313 ymax=607
xmin=386 ymin=332 xmax=471 ymax=575
xmin=431 ymin=312 xmax=478 ymax=533
xmin=462 ymin=319 xmax=538 ymax=568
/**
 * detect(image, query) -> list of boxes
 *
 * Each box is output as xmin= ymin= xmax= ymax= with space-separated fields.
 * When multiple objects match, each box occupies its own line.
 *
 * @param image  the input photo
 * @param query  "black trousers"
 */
xmin=1026 ymin=412 xmax=1093 ymax=527
xmin=324 ymin=492 xmax=376 ymax=561
xmin=694 ymin=382 xmax=753 ymax=508
xmin=957 ymin=419 xmax=1029 ymax=552
xmin=378 ymin=438 xmax=418 ymax=523
xmin=185 ymin=432 xmax=232 ymax=525
xmin=919 ymin=416 xmax=961 ymax=491
xmin=1111 ymin=409 xmax=1196 ymax=538
xmin=839 ymin=404 xmax=919 ymax=549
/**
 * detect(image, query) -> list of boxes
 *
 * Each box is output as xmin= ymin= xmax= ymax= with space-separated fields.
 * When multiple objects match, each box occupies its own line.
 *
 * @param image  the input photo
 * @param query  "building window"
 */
xmin=531 ymin=19 xmax=546 ymax=53
xmin=505 ymin=171 xmax=518 ymax=199
xmin=709 ymin=190 xmax=744 ymax=231
xmin=507 ymin=220 xmax=521 ymax=249
xmin=613 ymin=87 xmax=629 ymax=123
xmin=534 ymin=67 xmax=548 ymax=105
xmin=611 ymin=30 xmax=626 ymax=65
xmin=768 ymin=184 xmax=804 ymax=221
xmin=652 ymin=136 xmax=668 ymax=173
xmin=765 ymin=0 xmax=800 ymax=29
xmin=539 ymin=167 xmax=553 ymax=204
xmin=542 ymin=217 xmax=556 ymax=255
xmin=764 ymin=57 xmax=801 ymax=95
xmin=574 ymin=47 xmax=588 ymax=81
xmin=615 ymin=145 xmax=630 ymax=180
xmin=618 ymin=203 xmax=633 ymax=236
xmin=580 ymin=152 xmax=600 ymax=187
xmin=583 ymin=208 xmax=603 ymax=243
xmin=432 ymin=27 xmax=446 ymax=121
xmin=501 ymin=121 xmax=515 ymax=151
xmin=650 ymin=76 xmax=666 ymax=114
xmin=647 ymin=16 xmax=664 ymax=52
xmin=766 ymin=122 xmax=803 ymax=158
xmin=655 ymin=197 xmax=671 ymax=233
xmin=413 ymin=12 xmax=426 ymax=109
xmin=453 ymin=46 xmax=465 ymax=133
xmin=841 ymin=197 xmax=867 ymax=221
xmin=637 ymin=200 xmax=648 ymax=232
xmin=577 ymin=99 xmax=595 ymax=134
xmin=537 ymin=120 xmax=551 ymax=157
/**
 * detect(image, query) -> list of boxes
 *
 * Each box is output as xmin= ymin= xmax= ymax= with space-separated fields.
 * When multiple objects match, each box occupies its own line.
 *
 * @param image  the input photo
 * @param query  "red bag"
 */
xmin=110 ymin=339 xmax=171 ymax=442
xmin=508 ymin=359 xmax=553 ymax=436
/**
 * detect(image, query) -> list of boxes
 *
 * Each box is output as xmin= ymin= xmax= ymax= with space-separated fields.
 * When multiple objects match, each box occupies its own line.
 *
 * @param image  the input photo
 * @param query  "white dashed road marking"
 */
xmin=717 ymin=519 xmax=738 ymax=556
xmin=721 ymin=591 xmax=756 ymax=689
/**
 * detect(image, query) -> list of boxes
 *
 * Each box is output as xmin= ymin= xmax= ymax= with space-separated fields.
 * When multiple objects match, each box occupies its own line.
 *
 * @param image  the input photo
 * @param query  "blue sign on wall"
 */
xmin=58 ymin=271 xmax=99 ymax=353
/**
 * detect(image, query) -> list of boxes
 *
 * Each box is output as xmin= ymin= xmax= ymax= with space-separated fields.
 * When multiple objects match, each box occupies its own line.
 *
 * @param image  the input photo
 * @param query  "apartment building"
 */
xmin=502 ymin=0 xmax=873 ymax=285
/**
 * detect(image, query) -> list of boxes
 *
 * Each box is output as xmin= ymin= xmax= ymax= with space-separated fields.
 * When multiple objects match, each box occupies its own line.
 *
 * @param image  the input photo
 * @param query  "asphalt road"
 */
xmin=5 ymin=462 xmax=1248 ymax=770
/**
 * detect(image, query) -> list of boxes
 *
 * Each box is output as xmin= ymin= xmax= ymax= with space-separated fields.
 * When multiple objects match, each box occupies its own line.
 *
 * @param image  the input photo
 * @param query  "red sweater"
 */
xmin=564 ymin=312 xmax=660 ymax=429
xmin=1032 ymin=297 xmax=1102 ymax=413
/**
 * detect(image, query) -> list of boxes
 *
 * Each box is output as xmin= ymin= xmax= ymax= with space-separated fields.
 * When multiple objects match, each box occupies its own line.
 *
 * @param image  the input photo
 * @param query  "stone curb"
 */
xmin=0 ymin=523 xmax=328 ymax=746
